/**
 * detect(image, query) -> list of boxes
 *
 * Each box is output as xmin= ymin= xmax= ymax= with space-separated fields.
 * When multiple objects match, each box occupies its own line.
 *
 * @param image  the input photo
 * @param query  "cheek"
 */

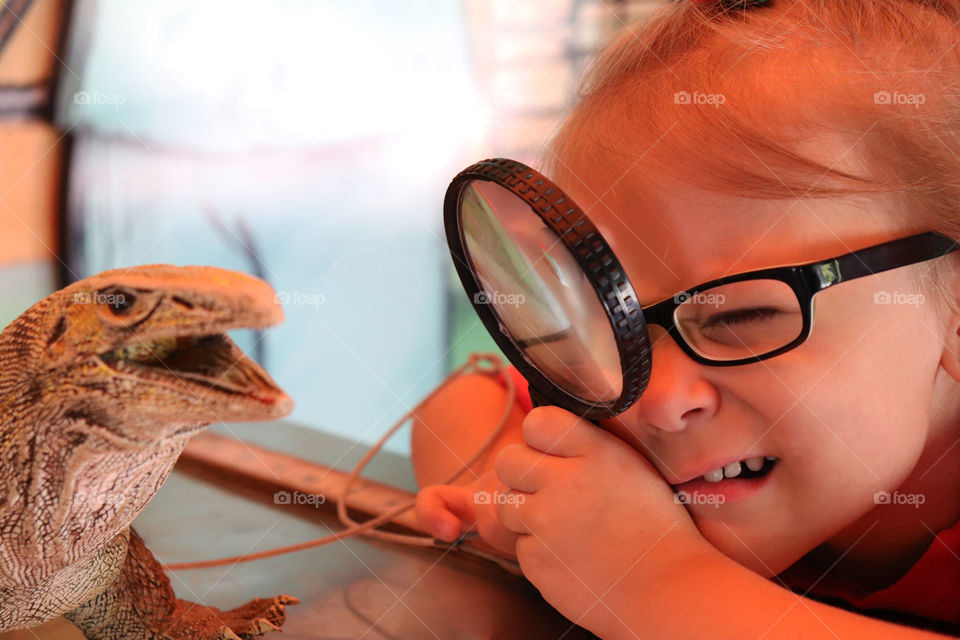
xmin=692 ymin=381 xmax=932 ymax=575
xmin=770 ymin=388 xmax=927 ymax=493
xmin=751 ymin=282 xmax=938 ymax=499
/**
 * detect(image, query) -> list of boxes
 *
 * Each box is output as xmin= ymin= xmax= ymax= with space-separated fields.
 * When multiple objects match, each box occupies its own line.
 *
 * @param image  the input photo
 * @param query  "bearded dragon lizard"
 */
xmin=0 ymin=265 xmax=298 ymax=639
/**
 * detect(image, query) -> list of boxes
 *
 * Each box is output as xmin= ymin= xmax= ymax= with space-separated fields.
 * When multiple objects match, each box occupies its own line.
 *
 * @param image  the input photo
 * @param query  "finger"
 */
xmin=415 ymin=485 xmax=478 ymax=542
xmin=494 ymin=443 xmax=551 ymax=493
xmin=494 ymin=490 xmax=533 ymax=535
xmin=522 ymin=406 xmax=608 ymax=457
xmin=475 ymin=506 xmax=522 ymax=556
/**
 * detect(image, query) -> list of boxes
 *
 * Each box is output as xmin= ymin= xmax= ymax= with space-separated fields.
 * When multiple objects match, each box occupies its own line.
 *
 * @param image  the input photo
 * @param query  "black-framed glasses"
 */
xmin=444 ymin=158 xmax=960 ymax=420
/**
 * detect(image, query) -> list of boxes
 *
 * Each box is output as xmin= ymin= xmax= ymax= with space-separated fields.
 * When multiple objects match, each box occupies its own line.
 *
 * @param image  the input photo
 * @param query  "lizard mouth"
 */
xmin=98 ymin=332 xmax=285 ymax=404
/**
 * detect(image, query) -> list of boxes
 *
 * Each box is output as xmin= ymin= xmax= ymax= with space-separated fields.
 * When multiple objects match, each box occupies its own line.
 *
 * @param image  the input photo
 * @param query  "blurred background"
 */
xmin=0 ymin=0 xmax=664 ymax=454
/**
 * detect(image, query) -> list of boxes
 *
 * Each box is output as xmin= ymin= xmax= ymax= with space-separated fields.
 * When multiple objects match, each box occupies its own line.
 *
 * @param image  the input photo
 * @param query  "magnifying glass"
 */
xmin=443 ymin=158 xmax=652 ymax=420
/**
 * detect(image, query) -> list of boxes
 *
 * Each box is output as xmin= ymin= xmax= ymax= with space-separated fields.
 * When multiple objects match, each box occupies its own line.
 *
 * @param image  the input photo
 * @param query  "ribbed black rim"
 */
xmin=443 ymin=158 xmax=652 ymax=420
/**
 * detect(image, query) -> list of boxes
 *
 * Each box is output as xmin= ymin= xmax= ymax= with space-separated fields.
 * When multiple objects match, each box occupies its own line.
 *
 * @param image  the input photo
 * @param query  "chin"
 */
xmin=695 ymin=519 xmax=810 ymax=578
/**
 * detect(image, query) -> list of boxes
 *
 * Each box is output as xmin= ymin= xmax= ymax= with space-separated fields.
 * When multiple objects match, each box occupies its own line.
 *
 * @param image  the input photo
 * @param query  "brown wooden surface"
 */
xmin=0 ymin=421 xmax=598 ymax=640
xmin=177 ymin=431 xmax=422 ymax=533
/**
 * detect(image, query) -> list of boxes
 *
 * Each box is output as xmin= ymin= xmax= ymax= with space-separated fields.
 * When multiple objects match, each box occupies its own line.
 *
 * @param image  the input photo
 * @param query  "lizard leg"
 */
xmin=64 ymin=527 xmax=298 ymax=640
xmin=0 ymin=528 xmax=129 ymax=632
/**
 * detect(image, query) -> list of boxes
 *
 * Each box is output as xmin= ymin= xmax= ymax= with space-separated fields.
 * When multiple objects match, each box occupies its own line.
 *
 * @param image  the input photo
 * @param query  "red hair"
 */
xmin=545 ymin=0 xmax=960 ymax=303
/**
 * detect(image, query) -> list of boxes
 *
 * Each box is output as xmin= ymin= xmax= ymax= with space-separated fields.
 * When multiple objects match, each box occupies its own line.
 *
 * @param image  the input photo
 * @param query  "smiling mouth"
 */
xmin=98 ymin=333 xmax=281 ymax=400
xmin=670 ymin=456 xmax=779 ymax=490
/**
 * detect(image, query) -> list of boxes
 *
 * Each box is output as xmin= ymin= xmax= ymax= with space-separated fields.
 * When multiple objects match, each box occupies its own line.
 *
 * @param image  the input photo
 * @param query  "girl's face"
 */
xmin=556 ymin=156 xmax=960 ymax=577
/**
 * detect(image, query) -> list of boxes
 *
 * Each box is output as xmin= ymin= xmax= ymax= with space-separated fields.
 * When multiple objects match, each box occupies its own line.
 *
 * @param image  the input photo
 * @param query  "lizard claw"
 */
xmin=166 ymin=594 xmax=297 ymax=639
xmin=216 ymin=594 xmax=295 ymax=640
xmin=255 ymin=619 xmax=280 ymax=633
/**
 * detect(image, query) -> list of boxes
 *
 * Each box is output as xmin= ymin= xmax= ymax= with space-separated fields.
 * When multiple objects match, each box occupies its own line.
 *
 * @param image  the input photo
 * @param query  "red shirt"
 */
xmin=775 ymin=523 xmax=960 ymax=627
xmin=496 ymin=365 xmax=960 ymax=628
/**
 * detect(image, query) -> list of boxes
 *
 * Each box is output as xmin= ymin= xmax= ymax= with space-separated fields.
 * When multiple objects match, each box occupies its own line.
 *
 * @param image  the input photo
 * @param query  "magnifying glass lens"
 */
xmin=458 ymin=179 xmax=622 ymax=404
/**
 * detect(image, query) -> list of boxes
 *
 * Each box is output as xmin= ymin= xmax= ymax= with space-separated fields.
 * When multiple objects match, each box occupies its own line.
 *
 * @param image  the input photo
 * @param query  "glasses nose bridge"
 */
xmin=639 ymin=297 xmax=679 ymax=333
xmin=635 ymin=302 xmax=690 ymax=363
xmin=640 ymin=296 xmax=687 ymax=358
xmin=641 ymin=318 xmax=692 ymax=360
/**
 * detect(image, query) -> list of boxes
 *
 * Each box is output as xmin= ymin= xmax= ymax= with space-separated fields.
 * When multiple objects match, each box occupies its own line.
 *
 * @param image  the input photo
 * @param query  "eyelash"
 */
xmin=702 ymin=307 xmax=781 ymax=328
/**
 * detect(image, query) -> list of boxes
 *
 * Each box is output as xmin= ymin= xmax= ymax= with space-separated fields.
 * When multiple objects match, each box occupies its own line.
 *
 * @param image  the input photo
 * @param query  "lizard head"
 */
xmin=8 ymin=264 xmax=294 ymax=442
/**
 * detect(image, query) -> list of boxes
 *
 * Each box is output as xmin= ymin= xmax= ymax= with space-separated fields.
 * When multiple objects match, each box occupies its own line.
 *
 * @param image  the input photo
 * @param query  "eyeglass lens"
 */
xmin=672 ymin=279 xmax=804 ymax=361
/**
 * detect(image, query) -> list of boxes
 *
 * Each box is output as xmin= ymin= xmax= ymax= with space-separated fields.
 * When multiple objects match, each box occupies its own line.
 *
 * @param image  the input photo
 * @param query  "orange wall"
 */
xmin=0 ymin=0 xmax=67 ymax=265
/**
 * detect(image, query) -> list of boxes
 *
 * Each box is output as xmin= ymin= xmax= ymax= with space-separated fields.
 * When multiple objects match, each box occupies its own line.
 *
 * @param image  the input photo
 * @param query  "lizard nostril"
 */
xmin=171 ymin=296 xmax=195 ymax=310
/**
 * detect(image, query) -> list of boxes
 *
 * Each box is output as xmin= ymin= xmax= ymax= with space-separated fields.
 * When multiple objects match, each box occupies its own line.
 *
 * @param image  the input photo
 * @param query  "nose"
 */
xmin=620 ymin=325 xmax=719 ymax=434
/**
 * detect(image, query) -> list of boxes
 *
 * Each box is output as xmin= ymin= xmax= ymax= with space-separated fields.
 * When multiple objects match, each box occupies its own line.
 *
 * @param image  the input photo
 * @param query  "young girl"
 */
xmin=413 ymin=0 xmax=960 ymax=637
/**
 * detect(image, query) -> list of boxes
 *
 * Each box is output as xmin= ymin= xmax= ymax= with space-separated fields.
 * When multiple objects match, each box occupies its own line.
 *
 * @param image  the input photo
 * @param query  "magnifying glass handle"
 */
xmin=528 ymin=383 xmax=601 ymax=426
xmin=528 ymin=383 xmax=551 ymax=409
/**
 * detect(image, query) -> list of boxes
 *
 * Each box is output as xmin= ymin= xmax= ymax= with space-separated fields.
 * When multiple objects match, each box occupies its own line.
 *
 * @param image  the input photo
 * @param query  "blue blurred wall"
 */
xmin=55 ymin=0 xmax=484 ymax=454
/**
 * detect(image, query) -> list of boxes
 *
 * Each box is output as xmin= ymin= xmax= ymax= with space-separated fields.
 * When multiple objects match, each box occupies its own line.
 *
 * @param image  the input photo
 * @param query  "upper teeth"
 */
xmin=703 ymin=456 xmax=776 ymax=482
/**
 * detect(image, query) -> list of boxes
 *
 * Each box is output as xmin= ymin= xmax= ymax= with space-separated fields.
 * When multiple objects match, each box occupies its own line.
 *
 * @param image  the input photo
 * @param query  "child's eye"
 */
xmin=685 ymin=305 xmax=803 ymax=352
xmin=702 ymin=307 xmax=782 ymax=328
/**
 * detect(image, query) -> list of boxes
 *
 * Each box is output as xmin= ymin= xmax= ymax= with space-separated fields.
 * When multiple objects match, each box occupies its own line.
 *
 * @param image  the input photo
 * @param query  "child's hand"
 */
xmin=493 ymin=406 xmax=715 ymax=635
xmin=414 ymin=469 xmax=519 ymax=557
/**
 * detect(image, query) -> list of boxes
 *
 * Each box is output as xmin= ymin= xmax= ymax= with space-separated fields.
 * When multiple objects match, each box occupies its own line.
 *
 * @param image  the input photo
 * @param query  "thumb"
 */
xmin=415 ymin=484 xmax=479 ymax=542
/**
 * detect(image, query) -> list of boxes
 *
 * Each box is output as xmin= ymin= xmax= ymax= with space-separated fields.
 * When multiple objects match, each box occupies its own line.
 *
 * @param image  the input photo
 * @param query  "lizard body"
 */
xmin=0 ymin=265 xmax=298 ymax=639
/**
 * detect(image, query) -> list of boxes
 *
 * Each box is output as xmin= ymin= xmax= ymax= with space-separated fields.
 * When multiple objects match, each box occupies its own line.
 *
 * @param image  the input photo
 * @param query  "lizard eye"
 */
xmin=99 ymin=288 xmax=137 ymax=316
